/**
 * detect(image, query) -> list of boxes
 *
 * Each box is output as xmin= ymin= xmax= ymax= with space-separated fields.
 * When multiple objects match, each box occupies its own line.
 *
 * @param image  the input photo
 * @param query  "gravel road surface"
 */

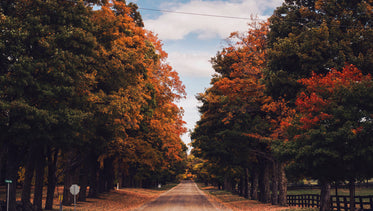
xmin=135 ymin=180 xmax=230 ymax=211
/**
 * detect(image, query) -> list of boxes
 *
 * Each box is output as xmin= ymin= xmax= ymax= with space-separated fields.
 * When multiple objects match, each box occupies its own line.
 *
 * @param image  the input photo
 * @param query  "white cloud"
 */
xmin=177 ymin=94 xmax=201 ymax=146
xmin=167 ymin=51 xmax=215 ymax=77
xmin=144 ymin=0 xmax=283 ymax=40
xmin=140 ymin=0 xmax=284 ymax=149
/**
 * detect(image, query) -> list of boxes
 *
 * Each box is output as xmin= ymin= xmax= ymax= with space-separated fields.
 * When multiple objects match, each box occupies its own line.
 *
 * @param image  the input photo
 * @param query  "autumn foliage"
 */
xmin=191 ymin=1 xmax=373 ymax=211
xmin=0 ymin=1 xmax=187 ymax=209
xmin=192 ymin=21 xmax=288 ymax=205
xmin=295 ymin=64 xmax=371 ymax=131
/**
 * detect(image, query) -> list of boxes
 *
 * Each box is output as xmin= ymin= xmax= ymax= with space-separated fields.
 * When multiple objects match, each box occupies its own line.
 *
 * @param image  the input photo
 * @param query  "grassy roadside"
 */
xmin=198 ymin=184 xmax=287 ymax=211
xmin=197 ymin=184 xmax=318 ymax=211
xmin=53 ymin=183 xmax=178 ymax=211
xmin=288 ymin=187 xmax=373 ymax=196
xmin=1 ymin=183 xmax=178 ymax=211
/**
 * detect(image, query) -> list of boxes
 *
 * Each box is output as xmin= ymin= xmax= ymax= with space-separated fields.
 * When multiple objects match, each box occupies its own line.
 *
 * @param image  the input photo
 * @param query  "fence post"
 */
xmin=317 ymin=195 xmax=320 ymax=208
xmin=343 ymin=196 xmax=348 ymax=210
xmin=359 ymin=196 xmax=364 ymax=210
xmin=336 ymin=195 xmax=340 ymax=211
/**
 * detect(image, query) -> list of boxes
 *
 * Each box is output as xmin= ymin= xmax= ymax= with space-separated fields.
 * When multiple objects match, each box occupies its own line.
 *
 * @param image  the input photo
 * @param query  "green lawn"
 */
xmin=288 ymin=187 xmax=373 ymax=196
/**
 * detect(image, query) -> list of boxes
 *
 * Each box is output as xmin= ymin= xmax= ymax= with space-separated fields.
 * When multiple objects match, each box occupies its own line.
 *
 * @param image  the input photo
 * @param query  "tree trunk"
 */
xmin=244 ymin=168 xmax=250 ymax=199
xmin=33 ymin=146 xmax=45 ymax=211
xmin=224 ymin=174 xmax=232 ymax=192
xmin=45 ymin=148 xmax=58 ymax=210
xmin=278 ymin=162 xmax=287 ymax=206
xmin=0 ymin=146 xmax=5 ymax=184
xmin=98 ymin=167 xmax=105 ymax=193
xmin=88 ymin=154 xmax=99 ymax=198
xmin=62 ymin=167 xmax=74 ymax=205
xmin=78 ymin=155 xmax=89 ymax=202
xmin=118 ymin=171 xmax=123 ymax=189
xmin=320 ymin=179 xmax=331 ymax=211
xmin=349 ymin=179 xmax=356 ymax=211
xmin=239 ymin=174 xmax=244 ymax=196
xmin=62 ymin=151 xmax=80 ymax=206
xmin=271 ymin=161 xmax=279 ymax=205
xmin=251 ymin=166 xmax=259 ymax=200
xmin=104 ymin=158 xmax=114 ymax=192
xmin=21 ymin=146 xmax=36 ymax=210
xmin=259 ymin=160 xmax=271 ymax=203
xmin=5 ymin=143 xmax=21 ymax=211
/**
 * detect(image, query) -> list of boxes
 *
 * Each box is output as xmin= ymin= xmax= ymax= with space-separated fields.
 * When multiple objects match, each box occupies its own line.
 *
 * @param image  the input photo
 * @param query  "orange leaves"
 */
xmin=262 ymin=98 xmax=296 ymax=140
xmin=143 ymin=31 xmax=187 ymax=164
xmin=298 ymin=64 xmax=371 ymax=95
xmin=90 ymin=1 xmax=187 ymax=175
xmin=296 ymin=92 xmax=328 ymax=113
xmin=212 ymin=21 xmax=270 ymax=123
xmin=351 ymin=126 xmax=363 ymax=135
xmin=225 ymin=22 xmax=268 ymax=79
xmin=294 ymin=64 xmax=369 ymax=131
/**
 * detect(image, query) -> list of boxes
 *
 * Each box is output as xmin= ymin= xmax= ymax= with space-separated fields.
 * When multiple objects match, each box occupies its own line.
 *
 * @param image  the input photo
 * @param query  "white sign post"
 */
xmin=70 ymin=184 xmax=80 ymax=211
xmin=5 ymin=180 xmax=12 ymax=211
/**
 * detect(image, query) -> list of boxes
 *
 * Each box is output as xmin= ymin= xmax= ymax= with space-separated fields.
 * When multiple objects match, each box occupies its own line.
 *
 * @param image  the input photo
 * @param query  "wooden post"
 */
xmin=343 ymin=196 xmax=348 ymax=210
xmin=335 ymin=183 xmax=340 ymax=211
xmin=359 ymin=196 xmax=363 ymax=210
xmin=349 ymin=179 xmax=356 ymax=211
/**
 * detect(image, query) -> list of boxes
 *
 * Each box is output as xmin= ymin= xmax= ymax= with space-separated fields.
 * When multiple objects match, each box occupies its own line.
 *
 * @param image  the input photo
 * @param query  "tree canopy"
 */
xmin=0 ymin=1 xmax=187 ymax=210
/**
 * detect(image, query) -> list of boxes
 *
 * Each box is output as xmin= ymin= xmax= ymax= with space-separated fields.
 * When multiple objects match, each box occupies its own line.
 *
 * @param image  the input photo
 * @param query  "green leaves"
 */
xmin=289 ymin=65 xmax=373 ymax=181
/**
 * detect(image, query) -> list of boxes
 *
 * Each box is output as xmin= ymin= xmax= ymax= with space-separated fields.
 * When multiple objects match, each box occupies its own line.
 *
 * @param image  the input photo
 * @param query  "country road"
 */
xmin=135 ymin=180 xmax=231 ymax=211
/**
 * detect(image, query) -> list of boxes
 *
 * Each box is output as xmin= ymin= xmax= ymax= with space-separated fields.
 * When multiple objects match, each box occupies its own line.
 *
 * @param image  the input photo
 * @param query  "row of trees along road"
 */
xmin=0 ymin=1 xmax=187 ymax=210
xmin=191 ymin=0 xmax=373 ymax=211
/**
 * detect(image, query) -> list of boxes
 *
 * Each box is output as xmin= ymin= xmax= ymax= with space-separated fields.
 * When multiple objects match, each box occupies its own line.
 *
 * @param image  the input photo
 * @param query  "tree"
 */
xmin=89 ymin=1 xmax=187 ymax=190
xmin=288 ymin=64 xmax=373 ymax=211
xmin=266 ymin=2 xmax=373 ymax=208
xmin=0 ymin=0 xmax=97 ymax=209
xmin=192 ymin=21 xmax=288 ymax=204
xmin=266 ymin=0 xmax=373 ymax=101
xmin=1 ymin=0 xmax=187 ymax=209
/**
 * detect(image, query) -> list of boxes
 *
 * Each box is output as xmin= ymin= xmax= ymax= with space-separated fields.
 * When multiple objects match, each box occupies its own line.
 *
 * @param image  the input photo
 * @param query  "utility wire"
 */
xmin=138 ymin=8 xmax=260 ymax=20
xmin=138 ymin=7 xmax=371 ymax=29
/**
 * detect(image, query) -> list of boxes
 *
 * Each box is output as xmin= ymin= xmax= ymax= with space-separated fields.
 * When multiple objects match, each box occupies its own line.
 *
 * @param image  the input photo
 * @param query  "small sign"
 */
xmin=70 ymin=184 xmax=80 ymax=196
xmin=5 ymin=180 xmax=12 ymax=183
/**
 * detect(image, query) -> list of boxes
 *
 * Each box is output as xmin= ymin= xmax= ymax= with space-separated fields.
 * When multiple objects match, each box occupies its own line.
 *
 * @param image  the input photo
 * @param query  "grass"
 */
xmin=198 ymin=184 xmax=373 ymax=211
xmin=198 ymin=184 xmax=289 ymax=211
xmin=288 ymin=187 xmax=373 ymax=196
xmin=287 ymin=186 xmax=373 ymax=211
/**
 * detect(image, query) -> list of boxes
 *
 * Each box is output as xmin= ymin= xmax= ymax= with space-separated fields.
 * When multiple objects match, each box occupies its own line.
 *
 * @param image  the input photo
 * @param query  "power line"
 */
xmin=138 ymin=8 xmax=260 ymax=20
xmin=138 ymin=7 xmax=372 ymax=29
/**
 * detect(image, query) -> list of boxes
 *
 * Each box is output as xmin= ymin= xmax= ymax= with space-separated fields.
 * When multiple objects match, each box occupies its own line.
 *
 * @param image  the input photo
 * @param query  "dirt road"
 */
xmin=135 ymin=180 xmax=230 ymax=211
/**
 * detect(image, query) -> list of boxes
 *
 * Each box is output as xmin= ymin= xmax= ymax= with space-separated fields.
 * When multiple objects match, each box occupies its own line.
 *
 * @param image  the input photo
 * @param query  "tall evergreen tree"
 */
xmin=266 ymin=0 xmax=373 ymax=100
xmin=1 ymin=0 xmax=98 ymax=209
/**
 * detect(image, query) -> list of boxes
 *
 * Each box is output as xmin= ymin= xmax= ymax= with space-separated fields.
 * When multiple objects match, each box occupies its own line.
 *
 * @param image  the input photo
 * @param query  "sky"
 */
xmin=126 ymin=0 xmax=284 ymax=148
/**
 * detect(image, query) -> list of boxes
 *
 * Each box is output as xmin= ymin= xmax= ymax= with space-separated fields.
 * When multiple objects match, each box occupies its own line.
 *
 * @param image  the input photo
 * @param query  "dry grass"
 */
xmin=200 ymin=185 xmax=291 ymax=211
xmin=0 ymin=186 xmax=167 ymax=211
xmin=1 ymin=184 xmax=318 ymax=210
xmin=54 ymin=188 xmax=165 ymax=211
